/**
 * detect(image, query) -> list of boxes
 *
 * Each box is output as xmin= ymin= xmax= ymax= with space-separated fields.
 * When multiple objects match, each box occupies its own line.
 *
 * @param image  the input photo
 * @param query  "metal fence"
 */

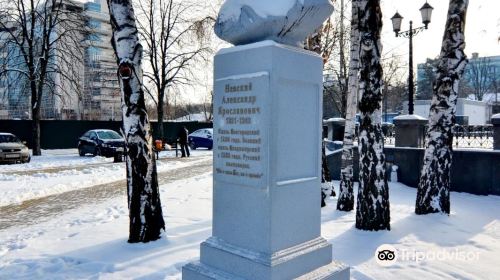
xmin=344 ymin=124 xmax=493 ymax=149
xmin=352 ymin=124 xmax=396 ymax=146
xmin=452 ymin=125 xmax=494 ymax=149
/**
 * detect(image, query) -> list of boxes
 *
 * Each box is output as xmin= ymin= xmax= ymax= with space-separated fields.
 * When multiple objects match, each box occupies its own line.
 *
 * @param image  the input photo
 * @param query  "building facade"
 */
xmin=0 ymin=0 xmax=120 ymax=121
xmin=412 ymin=99 xmax=489 ymax=125
xmin=81 ymin=0 xmax=121 ymax=121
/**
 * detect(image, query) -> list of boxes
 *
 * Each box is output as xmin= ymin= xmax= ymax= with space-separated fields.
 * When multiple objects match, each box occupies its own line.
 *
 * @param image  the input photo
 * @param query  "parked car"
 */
xmin=0 ymin=133 xmax=31 ymax=164
xmin=78 ymin=129 xmax=125 ymax=161
xmin=188 ymin=128 xmax=213 ymax=150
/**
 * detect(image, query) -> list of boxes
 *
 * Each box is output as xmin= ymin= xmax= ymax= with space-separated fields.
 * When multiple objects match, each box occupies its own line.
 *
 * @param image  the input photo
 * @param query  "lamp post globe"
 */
xmin=391 ymin=12 xmax=403 ymax=36
xmin=420 ymin=2 xmax=434 ymax=29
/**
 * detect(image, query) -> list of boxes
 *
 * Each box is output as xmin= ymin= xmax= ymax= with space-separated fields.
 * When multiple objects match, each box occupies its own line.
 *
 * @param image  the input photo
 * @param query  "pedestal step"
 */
xmin=183 ymin=260 xmax=350 ymax=280
xmin=184 ymin=237 xmax=349 ymax=280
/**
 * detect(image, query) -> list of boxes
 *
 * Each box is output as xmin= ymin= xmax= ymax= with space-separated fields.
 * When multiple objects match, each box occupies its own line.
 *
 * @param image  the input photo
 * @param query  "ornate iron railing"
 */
xmin=452 ymin=125 xmax=493 ymax=149
xmin=328 ymin=124 xmax=493 ymax=151
xmin=352 ymin=123 xmax=395 ymax=146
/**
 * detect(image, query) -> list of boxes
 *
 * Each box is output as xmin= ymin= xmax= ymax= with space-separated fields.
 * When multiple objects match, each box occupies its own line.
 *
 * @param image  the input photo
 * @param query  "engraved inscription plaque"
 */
xmin=213 ymin=72 xmax=269 ymax=188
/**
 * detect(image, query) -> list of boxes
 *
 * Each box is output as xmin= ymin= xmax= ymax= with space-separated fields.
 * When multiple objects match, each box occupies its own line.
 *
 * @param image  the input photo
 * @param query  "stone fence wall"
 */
xmin=326 ymin=147 xmax=500 ymax=196
xmin=325 ymin=113 xmax=500 ymax=196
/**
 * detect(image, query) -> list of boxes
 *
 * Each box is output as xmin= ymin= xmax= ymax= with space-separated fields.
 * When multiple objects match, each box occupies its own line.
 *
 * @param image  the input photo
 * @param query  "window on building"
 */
xmin=84 ymin=2 xmax=101 ymax=12
xmin=86 ymin=46 xmax=102 ymax=62
xmin=91 ymin=101 xmax=101 ymax=109
xmin=91 ymin=88 xmax=101 ymax=96
xmin=87 ymin=19 xmax=102 ymax=29
xmin=86 ymin=34 xmax=102 ymax=42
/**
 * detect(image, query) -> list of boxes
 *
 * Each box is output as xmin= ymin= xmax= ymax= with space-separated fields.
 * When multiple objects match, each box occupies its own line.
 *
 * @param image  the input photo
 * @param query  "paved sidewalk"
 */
xmin=0 ymin=158 xmax=213 ymax=230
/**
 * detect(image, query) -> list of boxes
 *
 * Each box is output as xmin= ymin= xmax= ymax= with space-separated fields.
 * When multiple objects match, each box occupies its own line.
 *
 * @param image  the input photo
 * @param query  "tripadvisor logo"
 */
xmin=375 ymin=244 xmax=397 ymax=267
xmin=375 ymin=244 xmax=480 ymax=266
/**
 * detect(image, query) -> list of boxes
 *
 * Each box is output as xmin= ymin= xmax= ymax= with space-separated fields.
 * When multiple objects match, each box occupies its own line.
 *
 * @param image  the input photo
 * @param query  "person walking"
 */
xmin=178 ymin=126 xmax=190 ymax=157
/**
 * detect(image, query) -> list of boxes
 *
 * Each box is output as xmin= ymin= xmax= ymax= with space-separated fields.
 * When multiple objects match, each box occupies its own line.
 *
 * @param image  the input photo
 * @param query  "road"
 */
xmin=0 ymin=157 xmax=213 ymax=230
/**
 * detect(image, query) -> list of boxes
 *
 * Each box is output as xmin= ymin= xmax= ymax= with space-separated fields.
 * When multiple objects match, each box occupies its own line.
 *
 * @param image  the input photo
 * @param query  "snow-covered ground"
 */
xmin=0 ymin=155 xmax=499 ymax=279
xmin=0 ymin=149 xmax=212 ymax=207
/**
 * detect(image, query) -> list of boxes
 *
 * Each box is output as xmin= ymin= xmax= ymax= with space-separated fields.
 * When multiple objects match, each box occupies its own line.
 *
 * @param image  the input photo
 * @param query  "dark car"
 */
xmin=78 ymin=129 xmax=125 ymax=161
xmin=0 ymin=133 xmax=31 ymax=164
xmin=188 ymin=128 xmax=213 ymax=150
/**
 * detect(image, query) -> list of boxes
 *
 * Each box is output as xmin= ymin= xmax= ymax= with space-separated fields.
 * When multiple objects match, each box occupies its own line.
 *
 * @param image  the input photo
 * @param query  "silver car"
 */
xmin=0 ymin=133 xmax=31 ymax=164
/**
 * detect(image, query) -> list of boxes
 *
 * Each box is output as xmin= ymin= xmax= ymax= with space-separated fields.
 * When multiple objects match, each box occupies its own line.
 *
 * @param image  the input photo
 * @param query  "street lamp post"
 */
xmin=391 ymin=1 xmax=434 ymax=115
xmin=385 ymin=85 xmax=392 ymax=123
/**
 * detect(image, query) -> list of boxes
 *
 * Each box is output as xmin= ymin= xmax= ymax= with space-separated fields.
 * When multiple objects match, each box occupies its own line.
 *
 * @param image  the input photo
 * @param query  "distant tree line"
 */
xmin=418 ymin=55 xmax=499 ymax=101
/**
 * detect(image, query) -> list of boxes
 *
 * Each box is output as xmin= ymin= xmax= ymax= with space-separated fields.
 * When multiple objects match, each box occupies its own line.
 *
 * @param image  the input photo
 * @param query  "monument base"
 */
xmin=185 ymin=258 xmax=348 ymax=280
xmin=183 ymin=237 xmax=349 ymax=279
xmin=183 ymin=40 xmax=349 ymax=280
xmin=183 ymin=262 xmax=348 ymax=280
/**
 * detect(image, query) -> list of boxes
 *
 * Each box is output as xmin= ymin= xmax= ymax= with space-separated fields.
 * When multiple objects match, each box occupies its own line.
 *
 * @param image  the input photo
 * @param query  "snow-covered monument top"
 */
xmin=215 ymin=0 xmax=335 ymax=46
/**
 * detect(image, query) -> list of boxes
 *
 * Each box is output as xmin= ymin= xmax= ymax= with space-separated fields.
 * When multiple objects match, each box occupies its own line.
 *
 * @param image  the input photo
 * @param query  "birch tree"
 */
xmin=355 ymin=0 xmax=390 ymax=231
xmin=0 ymin=0 xmax=86 ymax=155
xmin=337 ymin=0 xmax=359 ymax=212
xmin=415 ymin=0 xmax=469 ymax=215
xmin=135 ymin=0 xmax=213 ymax=140
xmin=107 ymin=0 xmax=165 ymax=242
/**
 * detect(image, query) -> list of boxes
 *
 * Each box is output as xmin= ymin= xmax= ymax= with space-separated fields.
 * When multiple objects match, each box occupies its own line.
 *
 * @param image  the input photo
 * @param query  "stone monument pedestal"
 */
xmin=182 ymin=41 xmax=349 ymax=279
xmin=394 ymin=114 xmax=428 ymax=148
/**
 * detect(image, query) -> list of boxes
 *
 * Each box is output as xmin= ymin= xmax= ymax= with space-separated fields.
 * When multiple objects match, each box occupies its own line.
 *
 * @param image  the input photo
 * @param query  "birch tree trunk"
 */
xmin=415 ymin=0 xmax=469 ymax=215
xmin=107 ymin=0 xmax=165 ymax=242
xmin=355 ymin=0 xmax=390 ymax=231
xmin=337 ymin=0 xmax=360 ymax=212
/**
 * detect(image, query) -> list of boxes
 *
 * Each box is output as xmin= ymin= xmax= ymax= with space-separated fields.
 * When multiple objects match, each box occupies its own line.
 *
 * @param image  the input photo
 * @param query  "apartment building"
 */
xmin=0 ymin=0 xmax=121 ymax=120
xmin=81 ymin=0 xmax=121 ymax=121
